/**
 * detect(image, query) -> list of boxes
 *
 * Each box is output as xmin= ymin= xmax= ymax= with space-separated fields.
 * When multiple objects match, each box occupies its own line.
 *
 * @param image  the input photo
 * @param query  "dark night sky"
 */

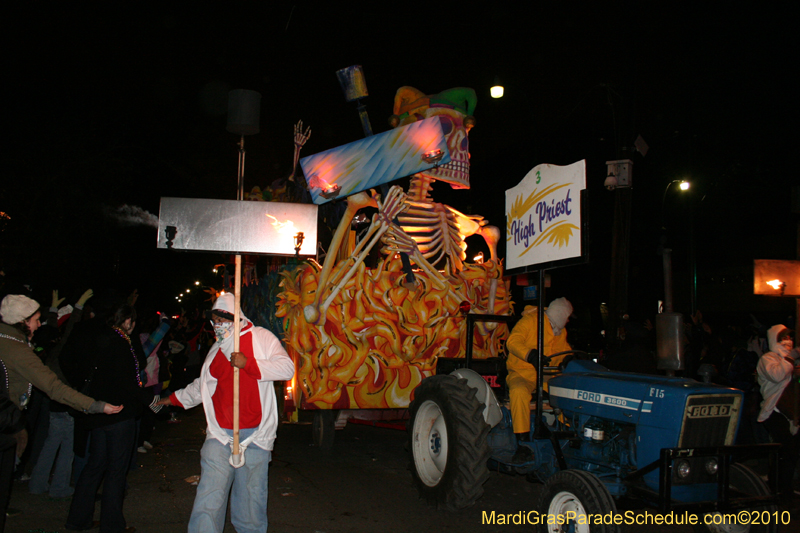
xmin=3 ymin=3 xmax=797 ymax=323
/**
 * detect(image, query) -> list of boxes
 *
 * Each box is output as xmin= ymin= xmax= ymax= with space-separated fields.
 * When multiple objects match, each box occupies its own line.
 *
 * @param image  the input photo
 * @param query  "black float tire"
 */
xmin=694 ymin=463 xmax=779 ymax=533
xmin=537 ymin=469 xmax=620 ymax=533
xmin=312 ymin=410 xmax=336 ymax=451
xmin=408 ymin=374 xmax=491 ymax=510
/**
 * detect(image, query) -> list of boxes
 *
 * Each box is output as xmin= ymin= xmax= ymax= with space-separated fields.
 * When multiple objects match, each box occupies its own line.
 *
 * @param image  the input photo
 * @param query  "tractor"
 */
xmin=408 ymin=320 xmax=782 ymax=532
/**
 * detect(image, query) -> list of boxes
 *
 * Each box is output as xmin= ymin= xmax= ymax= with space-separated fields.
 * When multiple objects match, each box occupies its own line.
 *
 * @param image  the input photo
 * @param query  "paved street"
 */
xmin=8 ymin=408 xmax=797 ymax=532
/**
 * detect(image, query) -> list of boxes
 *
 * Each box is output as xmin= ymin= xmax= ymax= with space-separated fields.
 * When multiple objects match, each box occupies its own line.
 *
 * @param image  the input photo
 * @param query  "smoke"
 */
xmin=106 ymin=204 xmax=159 ymax=228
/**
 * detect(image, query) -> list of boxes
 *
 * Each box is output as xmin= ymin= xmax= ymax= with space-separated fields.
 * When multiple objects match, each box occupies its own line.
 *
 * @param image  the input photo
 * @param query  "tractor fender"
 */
xmin=450 ymin=368 xmax=503 ymax=428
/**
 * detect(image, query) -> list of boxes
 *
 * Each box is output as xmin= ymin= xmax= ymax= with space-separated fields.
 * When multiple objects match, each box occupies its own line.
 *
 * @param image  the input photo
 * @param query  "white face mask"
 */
xmin=212 ymin=321 xmax=234 ymax=342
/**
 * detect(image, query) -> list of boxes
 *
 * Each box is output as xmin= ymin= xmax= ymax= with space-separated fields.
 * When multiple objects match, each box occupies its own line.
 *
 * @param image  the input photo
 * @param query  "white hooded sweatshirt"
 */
xmin=756 ymin=324 xmax=798 ymax=422
xmin=171 ymin=293 xmax=295 ymax=451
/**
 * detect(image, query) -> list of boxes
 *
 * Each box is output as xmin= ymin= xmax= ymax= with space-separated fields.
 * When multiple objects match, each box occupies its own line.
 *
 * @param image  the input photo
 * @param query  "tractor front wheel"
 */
xmin=538 ymin=469 xmax=620 ymax=533
xmin=408 ymin=374 xmax=490 ymax=510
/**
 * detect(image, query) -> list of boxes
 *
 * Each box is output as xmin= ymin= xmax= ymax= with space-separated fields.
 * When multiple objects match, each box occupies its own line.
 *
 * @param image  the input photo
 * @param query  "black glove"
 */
xmin=526 ymin=349 xmax=539 ymax=365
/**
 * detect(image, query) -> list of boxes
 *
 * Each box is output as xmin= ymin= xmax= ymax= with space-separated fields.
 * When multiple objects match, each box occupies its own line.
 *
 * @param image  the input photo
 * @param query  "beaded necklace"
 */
xmin=112 ymin=326 xmax=143 ymax=387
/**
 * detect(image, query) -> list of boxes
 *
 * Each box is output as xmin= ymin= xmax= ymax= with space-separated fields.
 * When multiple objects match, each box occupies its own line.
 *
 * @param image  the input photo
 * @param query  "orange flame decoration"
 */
xmin=276 ymin=256 xmax=512 ymax=410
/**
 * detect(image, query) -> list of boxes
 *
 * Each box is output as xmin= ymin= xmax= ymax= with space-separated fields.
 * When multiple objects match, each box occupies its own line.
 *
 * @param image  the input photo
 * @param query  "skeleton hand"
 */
xmin=294 ymin=120 xmax=312 ymax=147
xmin=375 ymin=186 xmax=407 ymax=226
xmin=382 ymin=225 xmax=419 ymax=256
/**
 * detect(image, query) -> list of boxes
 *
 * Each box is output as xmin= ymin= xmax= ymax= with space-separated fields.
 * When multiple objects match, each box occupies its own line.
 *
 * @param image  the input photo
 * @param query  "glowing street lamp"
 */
xmin=490 ymin=76 xmax=504 ymax=99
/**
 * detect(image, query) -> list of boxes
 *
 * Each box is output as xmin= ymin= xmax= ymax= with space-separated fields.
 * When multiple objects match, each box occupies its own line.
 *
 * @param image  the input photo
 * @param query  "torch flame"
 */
xmin=266 ymin=214 xmax=297 ymax=234
xmin=766 ymin=279 xmax=784 ymax=290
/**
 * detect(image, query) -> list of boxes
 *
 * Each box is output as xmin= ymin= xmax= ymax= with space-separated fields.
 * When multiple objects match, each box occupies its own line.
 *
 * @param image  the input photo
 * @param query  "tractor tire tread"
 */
xmin=408 ymin=374 xmax=491 ymax=510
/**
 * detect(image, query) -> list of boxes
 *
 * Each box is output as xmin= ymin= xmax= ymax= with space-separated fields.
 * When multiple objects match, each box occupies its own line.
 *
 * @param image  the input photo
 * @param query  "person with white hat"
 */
xmin=0 ymin=294 xmax=122 ymax=530
xmin=0 ymin=294 xmax=123 ymax=416
xmin=506 ymin=297 xmax=573 ymax=464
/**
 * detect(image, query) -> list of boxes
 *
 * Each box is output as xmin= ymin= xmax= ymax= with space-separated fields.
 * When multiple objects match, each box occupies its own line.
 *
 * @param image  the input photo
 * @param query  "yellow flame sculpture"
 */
xmin=276 ymin=255 xmax=512 ymax=410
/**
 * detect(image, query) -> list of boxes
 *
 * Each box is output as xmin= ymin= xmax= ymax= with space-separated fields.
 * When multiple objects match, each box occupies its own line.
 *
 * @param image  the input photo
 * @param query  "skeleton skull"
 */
xmin=412 ymin=108 xmax=470 ymax=189
xmin=392 ymin=87 xmax=475 ymax=190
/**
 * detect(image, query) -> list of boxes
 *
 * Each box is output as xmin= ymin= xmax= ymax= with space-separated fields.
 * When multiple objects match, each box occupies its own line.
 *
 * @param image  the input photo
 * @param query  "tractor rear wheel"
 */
xmin=537 ymin=469 xmax=620 ymax=533
xmin=408 ymin=374 xmax=490 ymax=510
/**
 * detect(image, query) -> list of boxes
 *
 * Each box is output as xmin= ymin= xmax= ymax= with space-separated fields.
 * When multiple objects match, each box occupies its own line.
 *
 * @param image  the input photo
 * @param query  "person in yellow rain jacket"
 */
xmin=506 ymin=297 xmax=572 ymax=463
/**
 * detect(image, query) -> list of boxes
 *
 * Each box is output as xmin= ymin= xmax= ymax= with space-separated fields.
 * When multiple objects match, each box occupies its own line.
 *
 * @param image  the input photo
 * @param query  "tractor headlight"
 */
xmin=676 ymin=459 xmax=691 ymax=479
xmin=704 ymin=458 xmax=718 ymax=475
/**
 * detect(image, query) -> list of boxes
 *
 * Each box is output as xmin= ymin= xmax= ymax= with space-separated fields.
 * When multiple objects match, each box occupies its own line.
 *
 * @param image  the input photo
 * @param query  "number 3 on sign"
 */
xmin=536 ymin=170 xmax=541 ymax=184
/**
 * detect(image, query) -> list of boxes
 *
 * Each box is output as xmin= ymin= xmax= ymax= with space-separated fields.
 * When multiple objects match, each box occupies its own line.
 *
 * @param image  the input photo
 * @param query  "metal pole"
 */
xmin=534 ymin=269 xmax=545 ymax=438
xmin=609 ymin=187 xmax=632 ymax=348
xmin=662 ymin=240 xmax=674 ymax=314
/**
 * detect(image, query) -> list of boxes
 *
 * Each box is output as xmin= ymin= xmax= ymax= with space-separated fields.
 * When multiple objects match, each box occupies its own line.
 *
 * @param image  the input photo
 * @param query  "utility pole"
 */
xmin=605 ymin=159 xmax=633 ymax=349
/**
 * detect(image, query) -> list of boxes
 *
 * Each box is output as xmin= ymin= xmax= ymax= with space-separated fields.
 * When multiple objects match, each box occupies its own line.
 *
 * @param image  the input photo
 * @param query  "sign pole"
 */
xmin=226 ymin=89 xmax=260 ymax=464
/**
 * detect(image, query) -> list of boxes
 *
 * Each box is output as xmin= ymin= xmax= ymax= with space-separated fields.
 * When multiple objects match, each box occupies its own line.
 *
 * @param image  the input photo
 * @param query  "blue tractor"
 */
xmin=408 ymin=337 xmax=782 ymax=532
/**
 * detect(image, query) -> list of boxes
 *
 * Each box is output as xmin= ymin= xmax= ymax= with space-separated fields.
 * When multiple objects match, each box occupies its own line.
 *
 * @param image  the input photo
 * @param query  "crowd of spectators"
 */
xmin=0 ymin=273 xmax=214 ymax=532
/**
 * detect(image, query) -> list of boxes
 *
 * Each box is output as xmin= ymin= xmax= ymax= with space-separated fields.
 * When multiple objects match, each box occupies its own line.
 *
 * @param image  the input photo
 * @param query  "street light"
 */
xmin=657 ymin=179 xmax=692 ymax=374
xmin=490 ymin=77 xmax=504 ymax=98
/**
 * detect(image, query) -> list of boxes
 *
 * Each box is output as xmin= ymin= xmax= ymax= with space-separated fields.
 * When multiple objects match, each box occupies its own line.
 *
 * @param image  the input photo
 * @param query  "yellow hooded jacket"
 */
xmin=506 ymin=305 xmax=571 ymax=384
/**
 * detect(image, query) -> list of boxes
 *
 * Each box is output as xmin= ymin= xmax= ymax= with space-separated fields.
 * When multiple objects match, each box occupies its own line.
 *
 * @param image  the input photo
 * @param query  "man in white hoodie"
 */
xmin=158 ymin=293 xmax=294 ymax=533
xmin=756 ymin=324 xmax=800 ymax=503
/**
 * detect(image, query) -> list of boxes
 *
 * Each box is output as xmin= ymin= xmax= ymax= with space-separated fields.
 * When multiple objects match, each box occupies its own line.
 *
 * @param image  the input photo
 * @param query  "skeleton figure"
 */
xmin=303 ymin=87 xmax=504 ymax=325
xmin=385 ymin=87 xmax=500 ymax=275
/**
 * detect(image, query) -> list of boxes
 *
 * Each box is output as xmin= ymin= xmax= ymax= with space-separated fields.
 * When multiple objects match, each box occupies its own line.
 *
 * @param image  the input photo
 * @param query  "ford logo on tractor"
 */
xmin=686 ymin=404 xmax=731 ymax=418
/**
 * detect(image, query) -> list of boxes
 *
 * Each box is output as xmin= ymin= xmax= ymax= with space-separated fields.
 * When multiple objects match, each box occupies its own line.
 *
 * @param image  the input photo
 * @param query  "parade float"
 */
xmin=274 ymin=81 xmax=514 ymax=446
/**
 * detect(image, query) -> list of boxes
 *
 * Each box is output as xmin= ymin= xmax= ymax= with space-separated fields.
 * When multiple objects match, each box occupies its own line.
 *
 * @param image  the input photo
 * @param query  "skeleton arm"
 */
xmin=303 ymin=187 xmax=407 ymax=325
xmin=289 ymin=120 xmax=312 ymax=183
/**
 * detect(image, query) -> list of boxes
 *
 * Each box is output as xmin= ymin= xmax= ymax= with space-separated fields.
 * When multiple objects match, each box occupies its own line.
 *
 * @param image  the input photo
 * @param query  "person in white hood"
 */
xmin=158 ymin=293 xmax=294 ymax=533
xmin=756 ymin=324 xmax=799 ymax=503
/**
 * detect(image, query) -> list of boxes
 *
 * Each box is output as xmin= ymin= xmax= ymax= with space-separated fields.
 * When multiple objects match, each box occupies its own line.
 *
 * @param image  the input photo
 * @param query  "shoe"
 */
xmin=137 ymin=446 xmax=147 ymax=454
xmin=19 ymin=473 xmax=31 ymax=481
xmin=510 ymin=445 xmax=533 ymax=465
xmin=142 ymin=441 xmax=153 ymax=450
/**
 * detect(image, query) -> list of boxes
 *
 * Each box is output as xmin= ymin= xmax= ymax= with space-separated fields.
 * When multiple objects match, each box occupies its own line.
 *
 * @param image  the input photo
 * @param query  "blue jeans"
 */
xmin=66 ymin=418 xmax=135 ymax=532
xmin=188 ymin=429 xmax=271 ymax=533
xmin=29 ymin=411 xmax=75 ymax=498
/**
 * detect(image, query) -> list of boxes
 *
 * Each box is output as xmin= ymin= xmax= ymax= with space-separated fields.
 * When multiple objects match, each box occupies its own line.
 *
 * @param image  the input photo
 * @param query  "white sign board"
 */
xmin=157 ymin=197 xmax=318 ymax=256
xmin=505 ymin=160 xmax=586 ymax=270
